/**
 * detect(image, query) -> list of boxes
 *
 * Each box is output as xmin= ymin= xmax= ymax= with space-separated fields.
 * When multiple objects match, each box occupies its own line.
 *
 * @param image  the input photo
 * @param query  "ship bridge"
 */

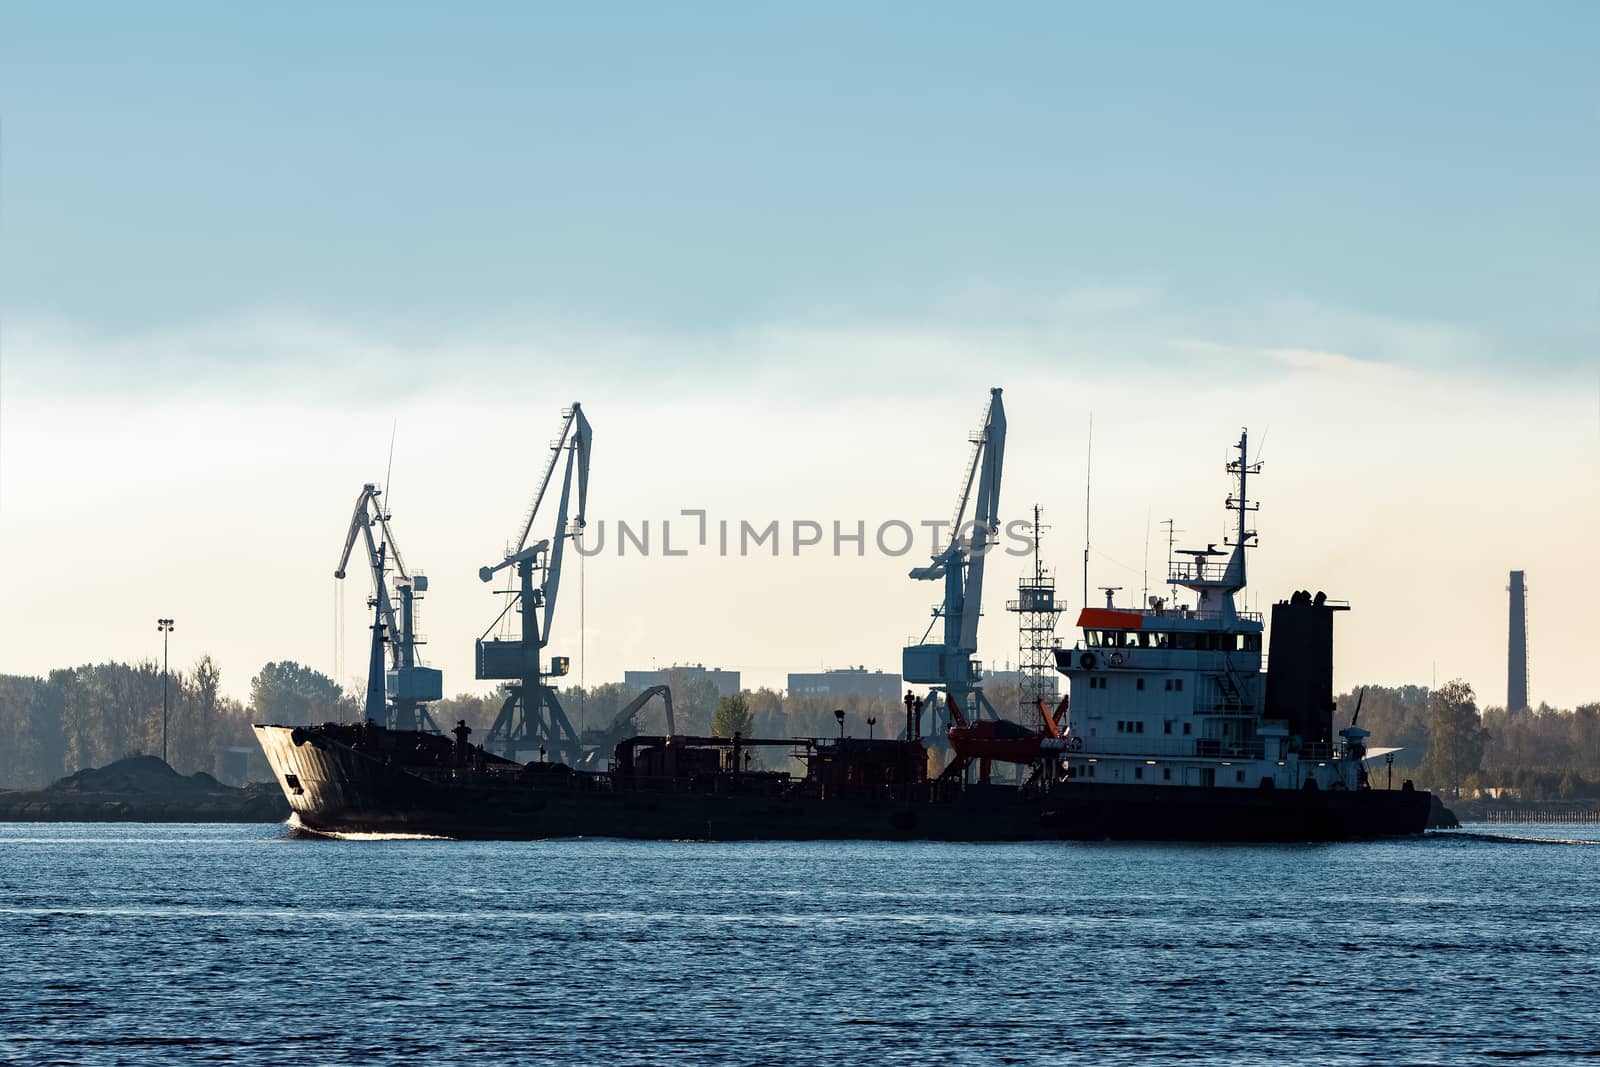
xmin=1044 ymin=429 xmax=1366 ymax=794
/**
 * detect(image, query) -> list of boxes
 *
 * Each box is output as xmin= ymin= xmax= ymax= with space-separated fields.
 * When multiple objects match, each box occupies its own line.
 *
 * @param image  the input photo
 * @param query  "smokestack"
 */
xmin=1508 ymin=570 xmax=1528 ymax=713
xmin=1264 ymin=591 xmax=1345 ymax=749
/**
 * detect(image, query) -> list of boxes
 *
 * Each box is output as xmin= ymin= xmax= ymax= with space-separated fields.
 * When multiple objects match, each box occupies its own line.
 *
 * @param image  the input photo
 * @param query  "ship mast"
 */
xmin=1224 ymin=428 xmax=1260 ymax=572
xmin=1170 ymin=429 xmax=1260 ymax=619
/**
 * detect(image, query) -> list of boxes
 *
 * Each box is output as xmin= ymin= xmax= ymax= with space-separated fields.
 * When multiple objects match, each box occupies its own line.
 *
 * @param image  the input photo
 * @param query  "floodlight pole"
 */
xmin=157 ymin=618 xmax=175 ymax=764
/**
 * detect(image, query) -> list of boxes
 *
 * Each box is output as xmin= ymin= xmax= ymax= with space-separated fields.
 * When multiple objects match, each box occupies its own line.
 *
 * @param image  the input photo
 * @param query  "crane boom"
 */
xmin=959 ymin=394 xmax=1005 ymax=651
xmin=541 ymin=408 xmax=590 ymax=642
xmin=608 ymin=685 xmax=675 ymax=737
xmin=334 ymin=484 xmax=402 ymax=669
xmin=945 ymin=393 xmax=994 ymax=545
xmin=333 ymin=484 xmax=380 ymax=581
xmin=511 ymin=406 xmax=590 ymax=557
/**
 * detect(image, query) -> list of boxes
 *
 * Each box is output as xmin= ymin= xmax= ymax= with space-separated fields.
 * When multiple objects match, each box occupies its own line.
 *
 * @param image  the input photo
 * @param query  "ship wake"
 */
xmin=285 ymin=812 xmax=453 ymax=842
xmin=1435 ymin=829 xmax=1600 ymax=847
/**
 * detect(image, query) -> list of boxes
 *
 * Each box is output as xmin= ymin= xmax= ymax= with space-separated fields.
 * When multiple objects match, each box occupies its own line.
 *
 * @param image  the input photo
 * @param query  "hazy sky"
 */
xmin=2 ymin=3 xmax=1596 ymax=712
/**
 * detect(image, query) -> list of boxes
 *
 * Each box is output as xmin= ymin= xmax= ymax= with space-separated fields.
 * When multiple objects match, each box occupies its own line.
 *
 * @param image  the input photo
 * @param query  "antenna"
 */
xmin=1082 ymin=415 xmax=1093 ymax=610
xmin=1162 ymin=518 xmax=1182 ymax=605
xmin=1141 ymin=509 xmax=1151 ymax=608
xmin=1032 ymin=503 xmax=1047 ymax=583
xmin=384 ymin=418 xmax=398 ymax=506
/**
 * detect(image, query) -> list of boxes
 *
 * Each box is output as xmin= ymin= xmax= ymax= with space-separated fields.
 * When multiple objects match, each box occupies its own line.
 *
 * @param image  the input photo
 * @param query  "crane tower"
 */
xmin=334 ymin=484 xmax=443 ymax=731
xmin=902 ymin=387 xmax=1007 ymax=738
xmin=476 ymin=403 xmax=591 ymax=763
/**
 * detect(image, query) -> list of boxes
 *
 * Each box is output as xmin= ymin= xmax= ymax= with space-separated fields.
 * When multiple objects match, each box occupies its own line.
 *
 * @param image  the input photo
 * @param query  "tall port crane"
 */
xmin=902 ymin=387 xmax=1007 ymax=739
xmin=335 ymin=483 xmax=443 ymax=730
xmin=476 ymin=403 xmax=591 ymax=763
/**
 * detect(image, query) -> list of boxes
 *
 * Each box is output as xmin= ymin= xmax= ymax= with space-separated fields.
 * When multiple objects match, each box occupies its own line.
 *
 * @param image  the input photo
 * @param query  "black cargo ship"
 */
xmin=254 ymin=720 xmax=1430 ymax=842
xmin=258 ymin=425 xmax=1435 ymax=842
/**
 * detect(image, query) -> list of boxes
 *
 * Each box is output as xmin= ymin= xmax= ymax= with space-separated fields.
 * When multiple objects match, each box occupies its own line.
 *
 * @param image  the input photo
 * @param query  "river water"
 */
xmin=1 ymin=823 xmax=1596 ymax=1066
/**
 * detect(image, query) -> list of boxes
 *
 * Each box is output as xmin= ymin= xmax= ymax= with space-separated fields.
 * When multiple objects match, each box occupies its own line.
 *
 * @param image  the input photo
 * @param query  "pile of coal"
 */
xmin=0 ymin=756 xmax=289 ymax=823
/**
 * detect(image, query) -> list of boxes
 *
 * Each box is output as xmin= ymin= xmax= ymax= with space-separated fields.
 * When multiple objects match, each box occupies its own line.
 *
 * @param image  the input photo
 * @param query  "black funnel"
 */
xmin=1264 ymin=590 xmax=1343 ymax=748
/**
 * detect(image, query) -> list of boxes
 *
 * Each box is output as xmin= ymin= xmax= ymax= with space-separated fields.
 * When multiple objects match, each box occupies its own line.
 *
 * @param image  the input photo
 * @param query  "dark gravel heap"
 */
xmin=48 ymin=756 xmax=230 ymax=797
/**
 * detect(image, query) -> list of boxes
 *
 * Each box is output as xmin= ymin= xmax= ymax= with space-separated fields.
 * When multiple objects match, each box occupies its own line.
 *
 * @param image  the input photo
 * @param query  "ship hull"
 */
xmin=255 ymin=726 xmax=1431 ymax=843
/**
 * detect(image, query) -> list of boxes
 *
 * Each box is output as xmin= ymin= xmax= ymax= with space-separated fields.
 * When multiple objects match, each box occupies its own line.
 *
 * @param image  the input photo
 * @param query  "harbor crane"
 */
xmin=902 ymin=387 xmax=1007 ymax=740
xmin=576 ymin=685 xmax=676 ymax=766
xmin=334 ymin=483 xmax=443 ymax=731
xmin=476 ymin=403 xmax=591 ymax=763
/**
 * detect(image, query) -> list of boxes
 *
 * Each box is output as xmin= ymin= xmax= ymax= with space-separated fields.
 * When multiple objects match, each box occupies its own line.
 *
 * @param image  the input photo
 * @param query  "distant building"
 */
xmin=625 ymin=664 xmax=742 ymax=699
xmin=786 ymin=667 xmax=901 ymax=702
xmin=982 ymin=668 xmax=1025 ymax=689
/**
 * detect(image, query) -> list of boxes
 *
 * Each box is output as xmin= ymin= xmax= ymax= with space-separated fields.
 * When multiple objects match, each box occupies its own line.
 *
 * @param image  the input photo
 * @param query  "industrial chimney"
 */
xmin=1507 ymin=570 xmax=1528 ymax=713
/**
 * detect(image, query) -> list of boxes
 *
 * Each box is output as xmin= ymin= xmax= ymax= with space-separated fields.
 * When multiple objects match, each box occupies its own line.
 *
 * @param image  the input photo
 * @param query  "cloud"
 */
xmin=0 ymin=302 xmax=1595 ymax=713
xmin=9 ymin=278 xmax=1565 ymax=422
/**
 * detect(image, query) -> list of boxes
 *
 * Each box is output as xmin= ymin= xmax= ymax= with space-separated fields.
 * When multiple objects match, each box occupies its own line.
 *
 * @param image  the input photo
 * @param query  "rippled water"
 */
xmin=2 ymin=823 xmax=1597 ymax=1066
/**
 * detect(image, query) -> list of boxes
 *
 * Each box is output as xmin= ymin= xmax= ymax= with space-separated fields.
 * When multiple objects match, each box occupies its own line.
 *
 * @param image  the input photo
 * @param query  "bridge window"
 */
xmin=1243 ymin=634 xmax=1261 ymax=652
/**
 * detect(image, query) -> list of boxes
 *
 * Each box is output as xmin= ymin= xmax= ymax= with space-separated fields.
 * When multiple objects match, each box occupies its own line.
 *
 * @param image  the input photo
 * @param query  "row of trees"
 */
xmin=0 ymin=658 xmax=355 ymax=788
xmin=1339 ymin=681 xmax=1600 ymax=800
xmin=4 ymin=656 xmax=1596 ymax=801
xmin=431 ymin=670 xmax=914 ymax=747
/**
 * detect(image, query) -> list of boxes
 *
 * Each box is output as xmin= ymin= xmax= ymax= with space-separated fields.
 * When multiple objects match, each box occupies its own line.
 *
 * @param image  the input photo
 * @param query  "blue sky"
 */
xmin=1 ymin=4 xmax=1596 ymax=709
xmin=3 ymin=3 xmax=1595 ymax=362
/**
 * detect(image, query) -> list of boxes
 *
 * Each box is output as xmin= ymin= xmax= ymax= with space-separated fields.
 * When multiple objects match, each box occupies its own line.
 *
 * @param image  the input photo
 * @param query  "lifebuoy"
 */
xmin=1066 ymin=736 xmax=1083 ymax=753
xmin=1108 ymin=651 xmax=1126 ymax=667
xmin=1079 ymin=652 xmax=1096 ymax=671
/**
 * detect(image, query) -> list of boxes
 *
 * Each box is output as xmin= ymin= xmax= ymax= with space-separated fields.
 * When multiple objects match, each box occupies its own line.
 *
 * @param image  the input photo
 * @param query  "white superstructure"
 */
xmin=1054 ymin=431 xmax=1381 ymax=792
